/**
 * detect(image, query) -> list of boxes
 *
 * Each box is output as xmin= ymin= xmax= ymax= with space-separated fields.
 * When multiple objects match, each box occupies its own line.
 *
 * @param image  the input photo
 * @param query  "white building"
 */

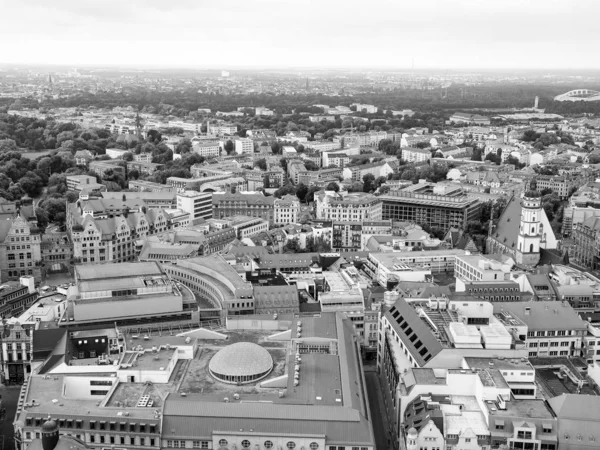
xmin=274 ymin=195 xmax=301 ymax=225
xmin=105 ymin=148 xmax=129 ymax=159
xmin=192 ymin=141 xmax=221 ymax=158
xmin=235 ymin=138 xmax=254 ymax=155
xmin=176 ymin=191 xmax=213 ymax=221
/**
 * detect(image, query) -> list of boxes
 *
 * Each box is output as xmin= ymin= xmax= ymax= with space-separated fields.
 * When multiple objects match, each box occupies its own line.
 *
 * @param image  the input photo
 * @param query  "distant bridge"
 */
xmin=554 ymin=89 xmax=600 ymax=102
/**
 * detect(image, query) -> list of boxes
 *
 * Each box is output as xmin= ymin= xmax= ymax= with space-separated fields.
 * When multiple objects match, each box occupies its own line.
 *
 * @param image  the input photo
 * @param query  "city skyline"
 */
xmin=2 ymin=0 xmax=600 ymax=70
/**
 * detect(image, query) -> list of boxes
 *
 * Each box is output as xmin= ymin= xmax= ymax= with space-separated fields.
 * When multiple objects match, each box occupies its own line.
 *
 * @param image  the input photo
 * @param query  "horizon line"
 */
xmin=2 ymin=63 xmax=600 ymax=74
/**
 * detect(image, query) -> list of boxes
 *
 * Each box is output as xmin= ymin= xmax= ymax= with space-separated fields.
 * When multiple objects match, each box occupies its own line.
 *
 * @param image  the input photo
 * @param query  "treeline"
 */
xmin=11 ymin=82 xmax=600 ymax=117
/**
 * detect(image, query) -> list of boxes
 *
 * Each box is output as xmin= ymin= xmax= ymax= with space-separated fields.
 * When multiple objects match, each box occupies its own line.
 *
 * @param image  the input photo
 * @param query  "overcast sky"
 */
xmin=1 ymin=0 xmax=599 ymax=70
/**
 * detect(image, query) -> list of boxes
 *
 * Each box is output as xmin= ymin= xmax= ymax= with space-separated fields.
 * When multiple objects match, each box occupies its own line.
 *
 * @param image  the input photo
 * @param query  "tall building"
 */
xmin=177 ymin=191 xmax=213 ymax=221
xmin=0 ymin=211 xmax=42 ymax=282
xmin=516 ymin=184 xmax=543 ymax=267
xmin=234 ymin=138 xmax=254 ymax=155
xmin=488 ymin=182 xmax=558 ymax=267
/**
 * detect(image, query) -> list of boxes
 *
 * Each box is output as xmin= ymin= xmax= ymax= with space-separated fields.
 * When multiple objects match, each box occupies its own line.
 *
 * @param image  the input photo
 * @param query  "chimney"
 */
xmin=41 ymin=419 xmax=60 ymax=450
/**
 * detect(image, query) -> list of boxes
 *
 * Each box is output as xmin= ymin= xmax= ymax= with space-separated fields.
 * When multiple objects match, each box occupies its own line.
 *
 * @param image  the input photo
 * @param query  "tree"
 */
xmin=274 ymin=184 xmax=296 ymax=198
xmin=326 ymin=182 xmax=340 ymax=192
xmin=224 ymin=140 xmax=235 ymax=155
xmin=296 ymin=183 xmax=309 ymax=202
xmin=0 ymin=139 xmax=18 ymax=153
xmin=304 ymin=160 xmax=319 ymax=171
xmin=363 ymin=173 xmax=376 ymax=192
xmin=254 ymin=158 xmax=267 ymax=171
xmin=123 ymin=152 xmax=134 ymax=162
xmin=283 ymin=239 xmax=301 ymax=253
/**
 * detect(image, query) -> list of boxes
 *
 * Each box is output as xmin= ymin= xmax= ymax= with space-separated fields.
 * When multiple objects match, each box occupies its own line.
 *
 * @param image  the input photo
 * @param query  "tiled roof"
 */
xmin=489 ymin=195 xmax=520 ymax=250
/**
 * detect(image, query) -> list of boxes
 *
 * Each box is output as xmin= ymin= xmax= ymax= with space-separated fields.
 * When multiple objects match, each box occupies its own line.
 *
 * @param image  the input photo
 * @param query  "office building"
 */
xmin=66 ymin=175 xmax=106 ymax=193
xmin=176 ymin=191 xmax=213 ymax=221
xmin=62 ymin=262 xmax=198 ymax=328
xmin=380 ymin=183 xmax=480 ymax=232
xmin=193 ymin=141 xmax=221 ymax=158
xmin=212 ymin=192 xmax=274 ymax=221
xmin=493 ymin=301 xmax=587 ymax=358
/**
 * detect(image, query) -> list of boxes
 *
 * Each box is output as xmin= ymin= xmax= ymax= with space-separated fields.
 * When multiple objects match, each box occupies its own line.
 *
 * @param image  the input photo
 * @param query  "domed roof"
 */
xmin=41 ymin=420 xmax=58 ymax=433
xmin=209 ymin=342 xmax=273 ymax=378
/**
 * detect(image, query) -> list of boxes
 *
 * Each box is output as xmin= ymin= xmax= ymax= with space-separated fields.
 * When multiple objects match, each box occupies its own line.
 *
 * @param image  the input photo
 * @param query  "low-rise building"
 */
xmin=213 ymin=192 xmax=274 ymax=221
xmin=66 ymin=175 xmax=106 ymax=193
xmin=493 ymin=301 xmax=587 ymax=358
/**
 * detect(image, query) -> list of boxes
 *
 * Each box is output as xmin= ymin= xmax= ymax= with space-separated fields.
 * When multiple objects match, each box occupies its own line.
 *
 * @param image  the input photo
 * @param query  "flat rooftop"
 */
xmin=464 ymin=357 xmax=534 ymax=372
xmin=485 ymin=398 xmax=554 ymax=419
xmin=75 ymin=262 xmax=163 ymax=282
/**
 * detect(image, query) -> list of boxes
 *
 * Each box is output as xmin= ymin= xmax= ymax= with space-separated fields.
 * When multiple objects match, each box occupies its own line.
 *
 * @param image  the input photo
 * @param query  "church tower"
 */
xmin=516 ymin=179 xmax=542 ymax=267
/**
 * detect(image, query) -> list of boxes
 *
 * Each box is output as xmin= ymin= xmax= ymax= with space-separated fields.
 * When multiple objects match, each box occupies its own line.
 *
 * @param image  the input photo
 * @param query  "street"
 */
xmin=365 ymin=370 xmax=392 ymax=450
xmin=0 ymin=386 xmax=21 ymax=450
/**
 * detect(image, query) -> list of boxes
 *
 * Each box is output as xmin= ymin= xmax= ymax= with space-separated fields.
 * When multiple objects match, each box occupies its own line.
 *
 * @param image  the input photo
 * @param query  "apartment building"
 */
xmin=315 ymin=191 xmax=382 ymax=221
xmin=208 ymin=123 xmax=237 ymax=135
xmin=401 ymin=147 xmax=431 ymax=163
xmin=274 ymin=195 xmax=301 ymax=225
xmin=234 ymin=138 xmax=254 ymax=155
xmin=343 ymin=161 xmax=394 ymax=181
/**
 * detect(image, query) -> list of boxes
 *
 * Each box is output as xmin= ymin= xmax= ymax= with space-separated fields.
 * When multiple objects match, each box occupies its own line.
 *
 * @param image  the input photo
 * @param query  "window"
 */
xmin=265 ymin=442 xmax=274 ymax=449
xmin=219 ymin=439 xmax=228 ymax=448
xmin=287 ymin=443 xmax=296 ymax=450
xmin=242 ymin=441 xmax=251 ymax=448
xmin=465 ymin=438 xmax=471 ymax=443
xmin=518 ymin=431 xmax=533 ymax=440
xmin=310 ymin=444 xmax=319 ymax=450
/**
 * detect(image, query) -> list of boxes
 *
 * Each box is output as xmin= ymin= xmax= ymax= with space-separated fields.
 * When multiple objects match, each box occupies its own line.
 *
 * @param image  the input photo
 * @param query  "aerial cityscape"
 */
xmin=2 ymin=2 xmax=600 ymax=450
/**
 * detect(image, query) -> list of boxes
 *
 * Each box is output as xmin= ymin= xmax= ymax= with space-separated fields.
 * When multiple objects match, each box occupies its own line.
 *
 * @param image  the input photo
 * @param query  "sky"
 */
xmin=1 ymin=0 xmax=599 ymax=70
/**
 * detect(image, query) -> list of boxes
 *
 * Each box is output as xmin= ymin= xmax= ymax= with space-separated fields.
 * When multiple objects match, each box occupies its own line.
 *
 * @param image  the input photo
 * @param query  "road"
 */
xmin=0 ymin=386 xmax=21 ymax=450
xmin=365 ymin=370 xmax=392 ymax=450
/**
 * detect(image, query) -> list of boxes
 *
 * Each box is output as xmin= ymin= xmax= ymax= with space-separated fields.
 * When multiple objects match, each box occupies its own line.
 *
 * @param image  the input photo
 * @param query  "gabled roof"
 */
xmin=489 ymin=195 xmax=521 ymax=250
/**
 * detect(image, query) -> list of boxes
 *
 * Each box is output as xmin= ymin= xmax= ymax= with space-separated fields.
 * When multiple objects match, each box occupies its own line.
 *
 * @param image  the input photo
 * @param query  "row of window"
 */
xmin=26 ymin=417 xmax=157 ymax=434
xmin=529 ymin=351 xmax=569 ymax=357
xmin=527 ymin=330 xmax=579 ymax=337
